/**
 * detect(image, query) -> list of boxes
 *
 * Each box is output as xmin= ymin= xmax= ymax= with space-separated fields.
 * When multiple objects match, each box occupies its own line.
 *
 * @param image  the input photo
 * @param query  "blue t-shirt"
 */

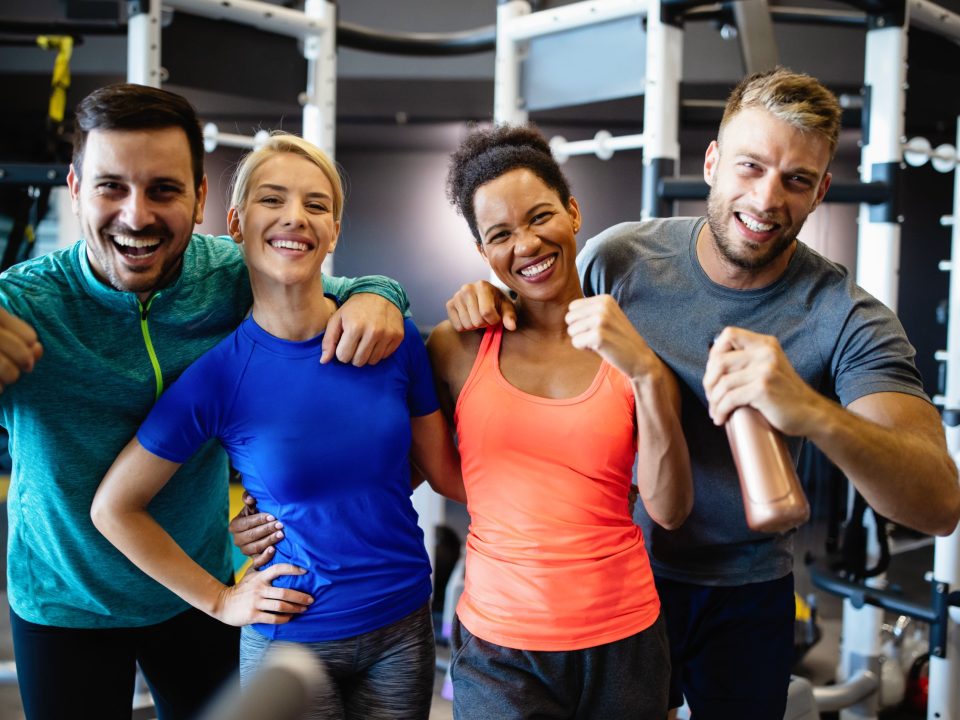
xmin=137 ymin=316 xmax=438 ymax=641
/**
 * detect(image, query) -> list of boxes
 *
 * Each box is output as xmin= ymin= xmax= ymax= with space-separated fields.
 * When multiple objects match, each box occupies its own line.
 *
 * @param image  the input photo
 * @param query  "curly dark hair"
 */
xmin=446 ymin=124 xmax=572 ymax=244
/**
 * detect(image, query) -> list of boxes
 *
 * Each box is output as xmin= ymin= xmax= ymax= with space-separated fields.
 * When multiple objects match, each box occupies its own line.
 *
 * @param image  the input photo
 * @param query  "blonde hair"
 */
xmin=229 ymin=131 xmax=344 ymax=220
xmin=720 ymin=67 xmax=842 ymax=159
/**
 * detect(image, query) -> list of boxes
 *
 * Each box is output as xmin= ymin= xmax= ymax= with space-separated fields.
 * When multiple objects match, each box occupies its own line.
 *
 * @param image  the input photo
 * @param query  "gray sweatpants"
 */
xmin=240 ymin=603 xmax=435 ymax=720
xmin=451 ymin=614 xmax=670 ymax=720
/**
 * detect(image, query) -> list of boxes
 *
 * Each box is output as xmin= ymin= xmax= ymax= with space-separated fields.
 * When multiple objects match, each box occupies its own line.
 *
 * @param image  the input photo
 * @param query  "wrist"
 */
xmin=203 ymin=579 xmax=231 ymax=621
xmin=629 ymin=357 xmax=666 ymax=389
xmin=794 ymin=391 xmax=839 ymax=440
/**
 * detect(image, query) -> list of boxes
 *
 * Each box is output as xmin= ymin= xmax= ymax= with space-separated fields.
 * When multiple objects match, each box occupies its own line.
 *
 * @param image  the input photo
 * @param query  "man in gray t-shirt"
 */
xmin=579 ymin=214 xmax=930 ymax=587
xmin=444 ymin=68 xmax=960 ymax=718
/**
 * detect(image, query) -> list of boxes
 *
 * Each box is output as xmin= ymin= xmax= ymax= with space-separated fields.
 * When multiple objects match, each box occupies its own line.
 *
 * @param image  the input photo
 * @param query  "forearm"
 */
xmin=412 ymin=458 xmax=466 ymax=504
xmin=92 ymin=440 xmax=231 ymax=618
xmin=410 ymin=411 xmax=467 ymax=504
xmin=322 ymin=273 xmax=410 ymax=316
xmin=633 ymin=368 xmax=693 ymax=530
xmin=425 ymin=443 xmax=467 ymax=504
xmin=804 ymin=394 xmax=960 ymax=535
xmin=93 ymin=505 xmax=229 ymax=617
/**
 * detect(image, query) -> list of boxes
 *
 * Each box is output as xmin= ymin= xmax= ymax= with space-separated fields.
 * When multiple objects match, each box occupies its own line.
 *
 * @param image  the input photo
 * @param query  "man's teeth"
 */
xmin=271 ymin=239 xmax=309 ymax=251
xmin=519 ymin=256 xmax=556 ymax=277
xmin=113 ymin=235 xmax=161 ymax=249
xmin=738 ymin=214 xmax=775 ymax=233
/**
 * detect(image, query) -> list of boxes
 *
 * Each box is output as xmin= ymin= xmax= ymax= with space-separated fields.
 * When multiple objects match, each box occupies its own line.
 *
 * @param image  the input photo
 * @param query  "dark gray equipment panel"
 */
xmin=521 ymin=16 xmax=646 ymax=111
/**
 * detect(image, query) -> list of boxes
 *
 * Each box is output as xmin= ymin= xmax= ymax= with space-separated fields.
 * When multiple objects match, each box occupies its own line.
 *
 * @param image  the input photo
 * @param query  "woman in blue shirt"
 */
xmin=93 ymin=132 xmax=464 ymax=720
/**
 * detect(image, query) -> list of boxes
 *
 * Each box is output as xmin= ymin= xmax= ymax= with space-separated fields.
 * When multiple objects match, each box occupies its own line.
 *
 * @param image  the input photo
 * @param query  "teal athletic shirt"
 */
xmin=0 ymin=235 xmax=409 ymax=628
xmin=138 ymin=317 xmax=437 ymax=642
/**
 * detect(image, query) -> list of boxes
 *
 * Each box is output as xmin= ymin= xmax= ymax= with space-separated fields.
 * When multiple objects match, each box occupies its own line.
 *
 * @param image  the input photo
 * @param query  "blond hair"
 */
xmin=720 ymin=67 xmax=842 ymax=159
xmin=229 ymin=132 xmax=344 ymax=221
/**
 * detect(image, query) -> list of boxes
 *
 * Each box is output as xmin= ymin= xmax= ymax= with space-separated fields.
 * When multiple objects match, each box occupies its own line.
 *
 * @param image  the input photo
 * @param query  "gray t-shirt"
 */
xmin=578 ymin=216 xmax=928 ymax=585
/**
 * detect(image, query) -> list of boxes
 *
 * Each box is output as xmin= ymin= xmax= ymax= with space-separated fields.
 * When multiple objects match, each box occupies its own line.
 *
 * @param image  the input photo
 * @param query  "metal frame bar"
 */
xmin=125 ymin=0 xmax=338 ymax=257
xmin=837 ymin=17 xmax=909 ymax=720
xmin=551 ymin=132 xmax=646 ymax=162
xmin=126 ymin=0 xmax=162 ymax=86
xmin=163 ymin=0 xmax=329 ymax=40
xmin=855 ymin=24 xmax=906 ymax=310
xmin=909 ymin=0 xmax=960 ymax=42
xmin=502 ymin=0 xmax=647 ymax=42
xmin=928 ymin=113 xmax=960 ymax=720
xmin=642 ymin=0 xmax=681 ymax=219
xmin=0 ymin=163 xmax=69 ymax=186
xmin=302 ymin=0 xmax=337 ymax=157
xmin=494 ymin=0 xmax=531 ymax=126
xmin=730 ymin=0 xmax=780 ymax=73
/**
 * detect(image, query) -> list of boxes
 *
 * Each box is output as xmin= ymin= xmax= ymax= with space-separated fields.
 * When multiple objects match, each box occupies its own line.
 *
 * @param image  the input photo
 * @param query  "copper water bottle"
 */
xmin=725 ymin=407 xmax=810 ymax=533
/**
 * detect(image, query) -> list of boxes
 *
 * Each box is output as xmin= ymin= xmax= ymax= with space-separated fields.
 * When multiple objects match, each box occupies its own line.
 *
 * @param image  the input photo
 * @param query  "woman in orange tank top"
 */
xmin=427 ymin=125 xmax=693 ymax=720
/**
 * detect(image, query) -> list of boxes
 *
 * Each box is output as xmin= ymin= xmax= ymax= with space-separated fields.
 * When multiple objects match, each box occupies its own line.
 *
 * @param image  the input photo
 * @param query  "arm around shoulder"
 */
xmin=323 ymin=272 xmax=410 ymax=316
xmin=321 ymin=275 xmax=410 ymax=366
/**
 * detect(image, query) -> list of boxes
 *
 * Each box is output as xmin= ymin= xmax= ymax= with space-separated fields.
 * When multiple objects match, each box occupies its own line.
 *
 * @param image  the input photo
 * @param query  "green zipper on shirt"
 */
xmin=138 ymin=295 xmax=164 ymax=400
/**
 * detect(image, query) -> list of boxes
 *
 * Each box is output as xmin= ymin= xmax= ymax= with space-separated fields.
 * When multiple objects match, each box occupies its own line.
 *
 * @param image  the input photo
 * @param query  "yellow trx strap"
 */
xmin=36 ymin=35 xmax=74 ymax=123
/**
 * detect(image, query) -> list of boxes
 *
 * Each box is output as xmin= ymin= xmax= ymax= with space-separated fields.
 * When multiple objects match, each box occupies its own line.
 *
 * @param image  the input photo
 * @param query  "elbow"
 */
xmin=90 ymin=486 xmax=120 ymax=539
xmin=655 ymin=505 xmax=692 ymax=531
xmin=89 ymin=492 xmax=110 ymax=535
xmin=640 ymin=474 xmax=694 ymax=531
xmin=930 ymin=465 xmax=960 ymax=537
xmin=652 ymin=514 xmax=685 ymax=531
xmin=432 ymin=480 xmax=467 ymax=506
xmin=645 ymin=495 xmax=692 ymax=531
xmin=932 ymin=492 xmax=960 ymax=537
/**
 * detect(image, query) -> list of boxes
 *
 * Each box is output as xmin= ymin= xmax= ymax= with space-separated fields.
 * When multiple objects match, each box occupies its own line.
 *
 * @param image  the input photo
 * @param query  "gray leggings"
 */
xmin=240 ymin=603 xmax=435 ymax=720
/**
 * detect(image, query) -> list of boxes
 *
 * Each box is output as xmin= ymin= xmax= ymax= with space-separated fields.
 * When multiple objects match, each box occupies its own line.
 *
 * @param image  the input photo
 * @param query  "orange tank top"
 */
xmin=454 ymin=324 xmax=660 ymax=651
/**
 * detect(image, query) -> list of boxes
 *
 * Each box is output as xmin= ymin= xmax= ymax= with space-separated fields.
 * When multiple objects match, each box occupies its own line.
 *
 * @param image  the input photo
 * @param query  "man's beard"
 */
xmin=705 ymin=190 xmax=799 ymax=271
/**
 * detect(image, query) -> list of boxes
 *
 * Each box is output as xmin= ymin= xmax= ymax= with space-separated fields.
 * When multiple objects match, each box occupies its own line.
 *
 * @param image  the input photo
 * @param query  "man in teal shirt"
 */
xmin=0 ymin=83 xmax=409 ymax=719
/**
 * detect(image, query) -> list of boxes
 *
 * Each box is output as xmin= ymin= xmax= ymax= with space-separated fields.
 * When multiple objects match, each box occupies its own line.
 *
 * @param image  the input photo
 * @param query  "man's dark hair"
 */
xmin=72 ymin=83 xmax=205 ymax=189
xmin=446 ymin=124 xmax=572 ymax=244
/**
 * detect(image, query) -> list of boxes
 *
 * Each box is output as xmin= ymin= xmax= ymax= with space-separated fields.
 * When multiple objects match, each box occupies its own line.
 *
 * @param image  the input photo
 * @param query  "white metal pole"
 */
xmin=127 ymin=0 xmax=162 ymax=86
xmin=855 ymin=24 xmax=907 ymax=308
xmin=843 ymin=20 xmax=909 ymax=720
xmin=301 ymin=0 xmax=336 ymax=275
xmin=641 ymin=0 xmax=681 ymax=219
xmin=550 ymin=132 xmax=645 ymax=162
xmin=927 ymin=115 xmax=960 ymax=720
xmin=302 ymin=0 xmax=337 ymax=158
xmin=494 ymin=0 xmax=531 ymax=126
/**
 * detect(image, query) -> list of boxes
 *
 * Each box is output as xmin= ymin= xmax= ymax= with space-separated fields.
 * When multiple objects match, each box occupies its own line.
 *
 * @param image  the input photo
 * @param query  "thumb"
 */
xmin=502 ymin=298 xmax=518 ymax=332
xmin=320 ymin=312 xmax=343 ymax=364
